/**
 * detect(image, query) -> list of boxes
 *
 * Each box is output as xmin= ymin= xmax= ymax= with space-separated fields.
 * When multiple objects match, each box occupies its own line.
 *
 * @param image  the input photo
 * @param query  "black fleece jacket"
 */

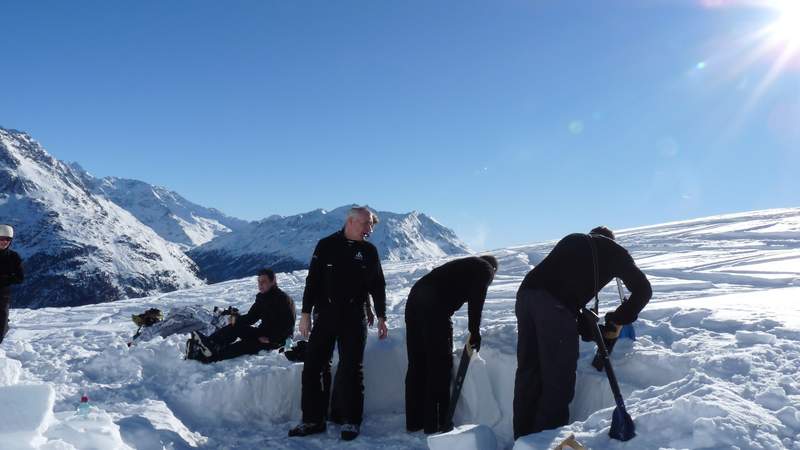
xmin=520 ymin=233 xmax=651 ymax=325
xmin=239 ymin=285 xmax=296 ymax=344
xmin=0 ymin=248 xmax=24 ymax=299
xmin=301 ymin=231 xmax=387 ymax=319
xmin=412 ymin=256 xmax=495 ymax=336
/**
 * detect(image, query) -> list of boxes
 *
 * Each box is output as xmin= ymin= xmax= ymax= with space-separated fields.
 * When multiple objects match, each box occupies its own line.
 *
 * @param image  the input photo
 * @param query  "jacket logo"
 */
xmin=354 ymin=251 xmax=364 ymax=261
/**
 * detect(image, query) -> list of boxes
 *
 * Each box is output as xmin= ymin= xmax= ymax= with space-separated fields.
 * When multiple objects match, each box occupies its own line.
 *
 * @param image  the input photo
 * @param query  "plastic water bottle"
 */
xmin=284 ymin=337 xmax=294 ymax=352
xmin=76 ymin=392 xmax=91 ymax=416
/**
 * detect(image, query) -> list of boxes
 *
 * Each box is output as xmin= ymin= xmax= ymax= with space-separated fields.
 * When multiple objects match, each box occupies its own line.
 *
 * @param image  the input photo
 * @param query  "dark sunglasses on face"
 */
xmin=0 ymin=237 xmax=11 ymax=242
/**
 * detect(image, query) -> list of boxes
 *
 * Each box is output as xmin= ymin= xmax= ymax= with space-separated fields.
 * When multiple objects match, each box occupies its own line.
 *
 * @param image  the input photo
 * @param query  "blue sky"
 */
xmin=1 ymin=0 xmax=798 ymax=250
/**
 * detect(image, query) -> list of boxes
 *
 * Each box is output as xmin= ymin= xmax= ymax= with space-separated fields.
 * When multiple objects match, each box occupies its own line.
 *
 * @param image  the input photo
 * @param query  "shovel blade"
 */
xmin=619 ymin=324 xmax=636 ymax=340
xmin=609 ymin=405 xmax=636 ymax=441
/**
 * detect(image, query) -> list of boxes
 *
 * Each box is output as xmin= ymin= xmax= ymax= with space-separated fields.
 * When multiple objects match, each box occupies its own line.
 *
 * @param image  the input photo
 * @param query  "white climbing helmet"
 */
xmin=0 ymin=224 xmax=13 ymax=239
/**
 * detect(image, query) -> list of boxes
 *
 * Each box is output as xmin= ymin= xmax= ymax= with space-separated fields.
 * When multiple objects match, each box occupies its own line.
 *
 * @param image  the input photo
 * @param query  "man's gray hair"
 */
xmin=346 ymin=206 xmax=380 ymax=225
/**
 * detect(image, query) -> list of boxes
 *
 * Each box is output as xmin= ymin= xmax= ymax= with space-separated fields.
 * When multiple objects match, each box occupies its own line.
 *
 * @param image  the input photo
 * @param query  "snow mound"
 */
xmin=0 ymin=352 xmax=23 ymax=386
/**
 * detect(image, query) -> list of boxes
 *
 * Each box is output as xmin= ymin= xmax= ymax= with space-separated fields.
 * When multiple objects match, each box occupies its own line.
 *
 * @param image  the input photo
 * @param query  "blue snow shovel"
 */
xmin=616 ymin=278 xmax=636 ymax=341
xmin=582 ymin=308 xmax=636 ymax=441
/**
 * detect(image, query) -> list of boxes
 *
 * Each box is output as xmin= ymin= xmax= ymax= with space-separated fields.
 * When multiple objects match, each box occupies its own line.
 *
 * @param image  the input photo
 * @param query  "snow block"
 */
xmin=0 ymin=383 xmax=55 ymax=449
xmin=455 ymin=353 xmax=503 ymax=427
xmin=116 ymin=399 xmax=207 ymax=448
xmin=0 ymin=355 xmax=23 ymax=386
xmin=427 ymin=424 xmax=497 ymax=450
xmin=46 ymin=407 xmax=131 ymax=450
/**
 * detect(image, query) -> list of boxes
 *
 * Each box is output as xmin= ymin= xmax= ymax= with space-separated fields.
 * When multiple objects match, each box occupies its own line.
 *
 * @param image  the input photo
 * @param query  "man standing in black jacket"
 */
xmin=404 ymin=255 xmax=498 ymax=434
xmin=0 ymin=224 xmax=23 ymax=345
xmin=190 ymin=268 xmax=295 ymax=363
xmin=289 ymin=206 xmax=387 ymax=441
xmin=513 ymin=226 xmax=651 ymax=439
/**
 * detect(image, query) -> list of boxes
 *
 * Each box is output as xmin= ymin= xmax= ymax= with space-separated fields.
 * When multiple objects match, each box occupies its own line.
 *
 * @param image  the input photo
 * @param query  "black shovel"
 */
xmin=582 ymin=308 xmax=636 ymax=441
xmin=445 ymin=333 xmax=474 ymax=431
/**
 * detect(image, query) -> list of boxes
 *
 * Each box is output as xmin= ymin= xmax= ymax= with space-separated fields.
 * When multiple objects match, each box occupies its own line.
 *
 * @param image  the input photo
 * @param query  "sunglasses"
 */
xmin=0 ymin=237 xmax=11 ymax=242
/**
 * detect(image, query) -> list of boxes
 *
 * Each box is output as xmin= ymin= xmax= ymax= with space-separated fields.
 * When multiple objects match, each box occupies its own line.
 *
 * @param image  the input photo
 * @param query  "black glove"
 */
xmin=469 ymin=333 xmax=481 ymax=352
xmin=577 ymin=316 xmax=594 ymax=342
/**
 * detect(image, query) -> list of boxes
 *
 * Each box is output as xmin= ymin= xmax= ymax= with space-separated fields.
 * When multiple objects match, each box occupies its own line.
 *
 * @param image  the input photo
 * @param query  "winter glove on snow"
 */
xmin=469 ymin=333 xmax=481 ymax=353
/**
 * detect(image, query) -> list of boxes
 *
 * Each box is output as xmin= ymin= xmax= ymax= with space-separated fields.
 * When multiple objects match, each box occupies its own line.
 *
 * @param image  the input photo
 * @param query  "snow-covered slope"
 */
xmin=80 ymin=172 xmax=249 ymax=250
xmin=188 ymin=205 xmax=470 ymax=282
xmin=0 ymin=128 xmax=203 ymax=308
xmin=3 ymin=205 xmax=800 ymax=448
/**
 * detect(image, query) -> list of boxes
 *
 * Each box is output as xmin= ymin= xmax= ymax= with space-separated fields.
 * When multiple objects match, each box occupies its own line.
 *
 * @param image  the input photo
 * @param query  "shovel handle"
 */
xmin=581 ymin=309 xmax=627 ymax=409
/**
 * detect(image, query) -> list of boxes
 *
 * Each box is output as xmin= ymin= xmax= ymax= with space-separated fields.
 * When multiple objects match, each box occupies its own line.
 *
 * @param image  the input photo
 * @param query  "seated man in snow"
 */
xmin=513 ymin=226 xmax=651 ymax=439
xmin=188 ymin=268 xmax=296 ymax=363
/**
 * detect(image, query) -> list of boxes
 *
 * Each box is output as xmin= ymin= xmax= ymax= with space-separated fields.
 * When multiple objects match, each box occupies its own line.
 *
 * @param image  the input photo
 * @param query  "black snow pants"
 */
xmin=0 ymin=295 xmax=9 ymax=344
xmin=404 ymin=284 xmax=454 ymax=434
xmin=207 ymin=322 xmax=280 ymax=362
xmin=513 ymin=287 xmax=579 ymax=440
xmin=301 ymin=302 xmax=367 ymax=425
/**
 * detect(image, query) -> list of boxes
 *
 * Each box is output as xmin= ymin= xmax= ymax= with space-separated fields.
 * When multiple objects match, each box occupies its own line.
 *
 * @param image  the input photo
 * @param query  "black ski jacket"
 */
xmin=0 ymin=249 xmax=24 ymax=300
xmin=239 ymin=285 xmax=296 ymax=344
xmin=302 ymin=230 xmax=387 ymax=319
xmin=520 ymin=233 xmax=651 ymax=325
xmin=412 ymin=256 xmax=495 ymax=336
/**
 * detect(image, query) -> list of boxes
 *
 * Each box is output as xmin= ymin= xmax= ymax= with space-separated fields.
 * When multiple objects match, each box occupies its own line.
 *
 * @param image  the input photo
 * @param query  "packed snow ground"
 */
xmin=2 ymin=208 xmax=800 ymax=449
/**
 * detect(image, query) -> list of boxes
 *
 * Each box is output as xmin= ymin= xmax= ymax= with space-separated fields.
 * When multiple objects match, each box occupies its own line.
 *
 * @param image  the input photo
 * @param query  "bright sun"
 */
xmin=769 ymin=0 xmax=800 ymax=45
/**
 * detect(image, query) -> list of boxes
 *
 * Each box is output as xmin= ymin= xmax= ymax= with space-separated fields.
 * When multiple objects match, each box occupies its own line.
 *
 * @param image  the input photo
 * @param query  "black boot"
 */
xmin=288 ymin=422 xmax=326 ymax=437
xmin=192 ymin=331 xmax=217 ymax=358
xmin=341 ymin=424 xmax=360 ymax=441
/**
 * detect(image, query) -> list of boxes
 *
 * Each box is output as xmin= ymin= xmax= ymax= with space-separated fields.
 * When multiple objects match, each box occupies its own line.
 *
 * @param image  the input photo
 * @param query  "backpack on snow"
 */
xmin=132 ymin=308 xmax=164 ymax=327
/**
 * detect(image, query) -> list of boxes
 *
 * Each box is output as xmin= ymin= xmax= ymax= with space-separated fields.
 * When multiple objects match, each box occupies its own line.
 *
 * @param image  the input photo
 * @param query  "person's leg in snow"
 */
xmin=423 ymin=312 xmax=453 ymax=434
xmin=334 ymin=305 xmax=367 ymax=438
xmin=404 ymin=298 xmax=427 ymax=432
xmin=0 ymin=296 xmax=9 ymax=344
xmin=292 ymin=312 xmax=337 ymax=436
xmin=513 ymin=288 xmax=578 ymax=439
xmin=513 ymin=288 xmax=541 ymax=439
xmin=195 ymin=322 xmax=280 ymax=363
xmin=531 ymin=289 xmax=578 ymax=432
xmin=405 ymin=283 xmax=455 ymax=434
xmin=213 ymin=338 xmax=278 ymax=361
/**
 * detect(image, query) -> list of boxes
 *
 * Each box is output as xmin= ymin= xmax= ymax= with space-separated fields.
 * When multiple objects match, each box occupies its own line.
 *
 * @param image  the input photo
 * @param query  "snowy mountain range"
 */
xmin=0 ymin=128 xmax=203 ymax=308
xmin=0 ymin=126 xmax=470 ymax=306
xmin=75 ymin=169 xmax=249 ymax=250
xmin=2 ymin=207 xmax=799 ymax=449
xmin=188 ymin=205 xmax=471 ymax=282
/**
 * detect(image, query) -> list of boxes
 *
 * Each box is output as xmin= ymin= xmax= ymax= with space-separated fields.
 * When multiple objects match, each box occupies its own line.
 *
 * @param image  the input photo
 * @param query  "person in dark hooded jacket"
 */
xmin=0 ymin=224 xmax=24 ymax=344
